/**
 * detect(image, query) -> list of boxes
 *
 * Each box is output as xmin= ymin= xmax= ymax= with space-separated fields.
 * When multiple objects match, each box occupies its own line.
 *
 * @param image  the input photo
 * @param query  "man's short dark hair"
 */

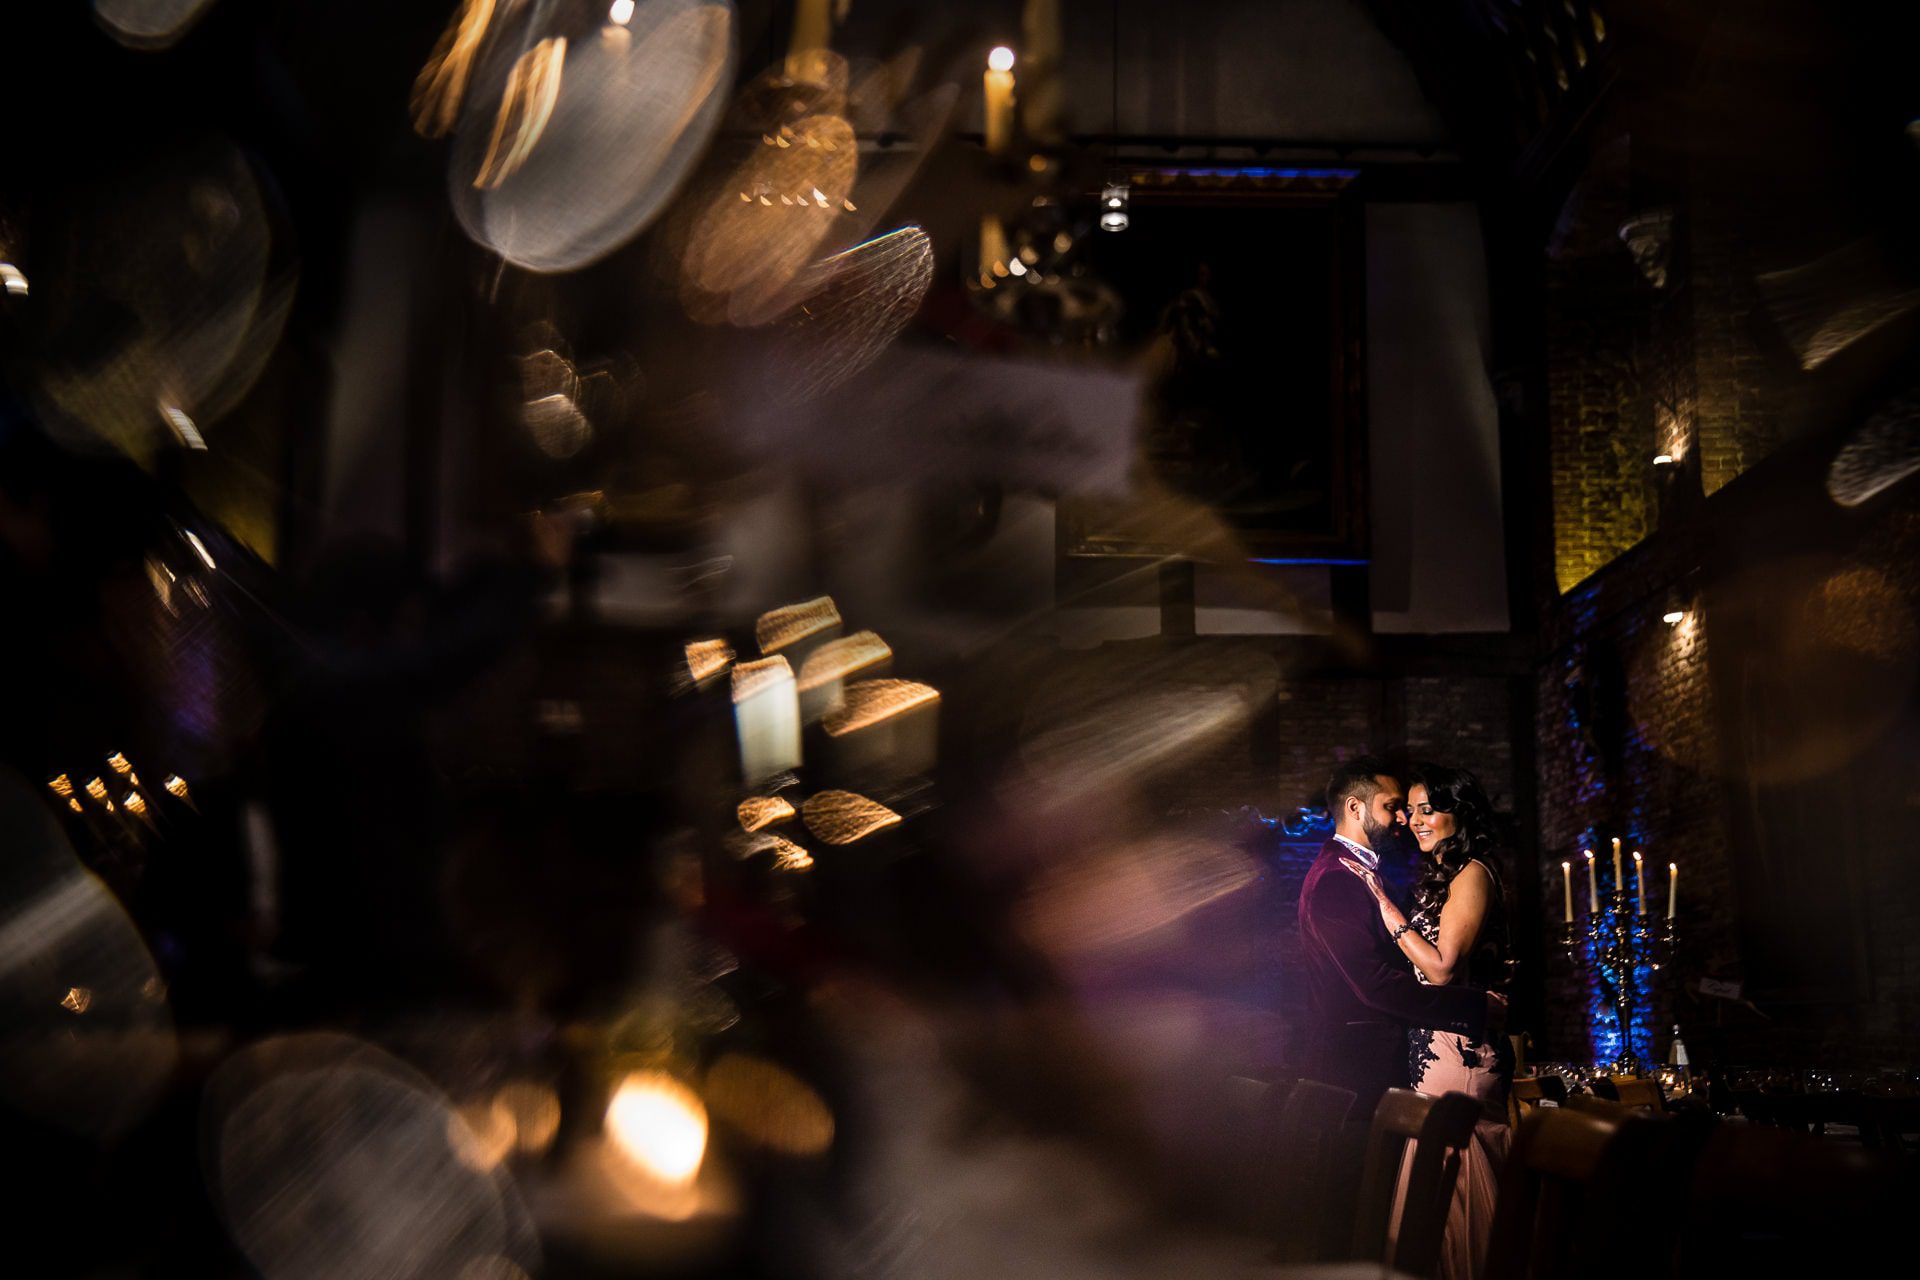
xmin=1325 ymin=755 xmax=1396 ymax=817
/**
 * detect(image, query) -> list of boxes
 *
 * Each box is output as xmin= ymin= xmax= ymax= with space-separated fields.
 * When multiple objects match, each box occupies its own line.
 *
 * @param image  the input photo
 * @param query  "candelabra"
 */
xmin=1560 ymin=892 xmax=1677 ymax=1076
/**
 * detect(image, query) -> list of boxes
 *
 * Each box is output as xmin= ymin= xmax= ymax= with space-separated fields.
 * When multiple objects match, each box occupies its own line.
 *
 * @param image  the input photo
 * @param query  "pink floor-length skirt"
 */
xmin=1394 ymin=1027 xmax=1512 ymax=1280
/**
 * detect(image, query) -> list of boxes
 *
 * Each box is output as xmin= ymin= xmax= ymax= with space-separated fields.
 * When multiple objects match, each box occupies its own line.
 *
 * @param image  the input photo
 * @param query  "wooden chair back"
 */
xmin=1506 ymin=1074 xmax=1566 ymax=1128
xmin=1608 ymin=1075 xmax=1665 ymax=1109
xmin=1260 ymin=1078 xmax=1356 ymax=1261
xmin=1350 ymin=1088 xmax=1484 ymax=1277
xmin=1483 ymin=1106 xmax=1630 ymax=1280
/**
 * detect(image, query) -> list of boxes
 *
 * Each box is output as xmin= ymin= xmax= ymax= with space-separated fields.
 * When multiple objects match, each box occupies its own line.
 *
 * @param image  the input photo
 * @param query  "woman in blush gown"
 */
xmin=1341 ymin=764 xmax=1513 ymax=1280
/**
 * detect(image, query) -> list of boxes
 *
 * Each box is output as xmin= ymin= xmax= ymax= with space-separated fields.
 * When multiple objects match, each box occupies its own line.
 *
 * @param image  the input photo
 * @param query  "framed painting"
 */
xmin=1057 ymin=168 xmax=1367 ymax=563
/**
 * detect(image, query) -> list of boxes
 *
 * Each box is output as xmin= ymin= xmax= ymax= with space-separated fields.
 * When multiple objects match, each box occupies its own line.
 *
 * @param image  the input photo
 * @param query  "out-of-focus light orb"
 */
xmin=164 ymin=774 xmax=191 ymax=801
xmin=773 ymin=227 xmax=934 ymax=401
xmin=473 ymin=37 xmax=570 ymax=190
xmin=450 ymin=1098 xmax=518 ymax=1171
xmin=92 ymin=0 xmax=219 ymax=49
xmin=767 ymin=838 xmax=812 ymax=870
xmin=207 ymin=1034 xmax=540 ymax=1280
xmin=458 ymin=1259 xmax=531 ymax=1280
xmin=796 ymin=630 xmax=890 ymax=693
xmin=0 ymin=263 xmax=26 ymax=296
xmin=605 ymin=1072 xmax=708 ymax=1186
xmin=494 ymin=1081 xmax=562 ymax=1156
xmin=987 ymin=46 xmax=1015 ymax=73
xmin=85 ymin=777 xmax=109 ymax=802
xmin=703 ymin=1054 xmax=834 ymax=1156
xmin=62 ymin=986 xmax=94 ymax=1014
xmin=47 ymin=775 xmax=73 ymax=797
xmin=1827 ymin=383 xmax=1920 ymax=508
xmin=609 ymin=0 xmax=636 ymax=24
xmin=1020 ymin=834 xmax=1260 ymax=956
xmin=38 ymin=138 xmax=291 ymax=462
xmin=523 ymin=392 xmax=591 ymax=457
xmin=680 ymin=112 xmax=860 ymax=326
xmin=755 ymin=596 xmax=841 ymax=655
xmin=451 ymin=0 xmax=736 ymax=272
xmin=684 ymin=638 xmax=734 ymax=684
xmin=800 ymin=789 xmax=902 ymax=845
xmin=821 ymin=679 xmax=939 ymax=736
xmin=413 ymin=0 xmax=499 ymax=138
xmin=107 ymin=753 xmax=132 ymax=776
xmin=737 ymin=794 xmax=796 ymax=832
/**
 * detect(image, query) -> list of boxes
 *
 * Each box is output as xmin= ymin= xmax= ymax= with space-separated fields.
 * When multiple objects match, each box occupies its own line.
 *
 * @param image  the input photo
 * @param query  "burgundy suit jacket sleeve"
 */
xmin=1304 ymin=865 xmax=1488 ymax=1037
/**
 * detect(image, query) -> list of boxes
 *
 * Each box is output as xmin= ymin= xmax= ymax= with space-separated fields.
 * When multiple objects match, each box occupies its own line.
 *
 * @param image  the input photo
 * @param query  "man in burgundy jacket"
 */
xmin=1298 ymin=757 xmax=1506 ymax=1115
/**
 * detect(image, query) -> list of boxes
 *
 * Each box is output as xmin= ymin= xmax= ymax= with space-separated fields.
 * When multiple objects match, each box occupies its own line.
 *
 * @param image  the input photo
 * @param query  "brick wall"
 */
xmin=1533 ymin=538 xmax=1737 ymax=1063
xmin=1547 ymin=252 xmax=1655 ymax=593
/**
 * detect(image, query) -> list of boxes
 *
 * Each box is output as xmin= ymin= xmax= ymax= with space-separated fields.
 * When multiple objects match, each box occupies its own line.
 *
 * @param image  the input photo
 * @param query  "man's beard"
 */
xmin=1360 ymin=812 xmax=1396 ymax=851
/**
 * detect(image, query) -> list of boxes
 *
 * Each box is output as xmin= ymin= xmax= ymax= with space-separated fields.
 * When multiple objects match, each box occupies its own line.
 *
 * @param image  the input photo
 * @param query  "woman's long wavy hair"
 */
xmin=1406 ymin=764 xmax=1504 ymax=926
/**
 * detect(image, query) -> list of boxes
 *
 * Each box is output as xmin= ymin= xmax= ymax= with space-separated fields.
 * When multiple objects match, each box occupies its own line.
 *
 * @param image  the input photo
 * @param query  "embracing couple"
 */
xmin=1298 ymin=756 xmax=1514 ymax=1280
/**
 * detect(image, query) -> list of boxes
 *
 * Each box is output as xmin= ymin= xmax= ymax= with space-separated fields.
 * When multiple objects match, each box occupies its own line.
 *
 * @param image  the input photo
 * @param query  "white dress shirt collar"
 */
xmin=1333 ymin=833 xmax=1378 ymax=869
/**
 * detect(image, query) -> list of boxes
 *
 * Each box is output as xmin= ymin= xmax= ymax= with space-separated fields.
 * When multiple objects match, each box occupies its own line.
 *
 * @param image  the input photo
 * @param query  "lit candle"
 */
xmin=1584 ymin=849 xmax=1598 ymax=914
xmin=1632 ymin=851 xmax=1645 ymax=915
xmin=786 ymin=0 xmax=832 ymax=84
xmin=1611 ymin=837 xmax=1623 ymax=897
xmin=979 ymin=214 xmax=1009 ymax=283
xmin=1561 ymin=861 xmax=1573 ymax=924
xmin=789 ymin=0 xmax=829 ymax=58
xmin=984 ymin=46 xmax=1016 ymax=156
xmin=1668 ymin=862 xmax=1678 ymax=920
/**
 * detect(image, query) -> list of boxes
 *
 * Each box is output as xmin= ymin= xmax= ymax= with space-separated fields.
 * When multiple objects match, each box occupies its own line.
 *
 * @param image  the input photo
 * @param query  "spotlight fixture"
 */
xmin=1099 ymin=181 xmax=1129 ymax=232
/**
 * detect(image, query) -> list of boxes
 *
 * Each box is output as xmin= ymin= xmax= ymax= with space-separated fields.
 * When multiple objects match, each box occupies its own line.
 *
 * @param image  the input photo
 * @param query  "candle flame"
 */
xmin=988 ymin=46 xmax=1015 ymax=72
xmin=605 ymin=1072 xmax=708 ymax=1186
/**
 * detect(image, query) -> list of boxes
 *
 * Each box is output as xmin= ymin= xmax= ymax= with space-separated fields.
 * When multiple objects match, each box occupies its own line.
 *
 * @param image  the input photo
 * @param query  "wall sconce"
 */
xmin=1099 ymin=182 xmax=1129 ymax=232
xmin=1661 ymin=588 xmax=1688 ymax=626
xmin=1652 ymin=453 xmax=1675 ymax=467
